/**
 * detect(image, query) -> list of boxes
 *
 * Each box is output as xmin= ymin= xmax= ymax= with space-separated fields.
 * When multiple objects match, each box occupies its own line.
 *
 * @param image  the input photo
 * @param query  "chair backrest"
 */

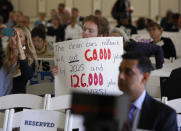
xmin=46 ymin=95 xmax=72 ymax=111
xmin=0 ymin=110 xmax=9 ymax=131
xmin=67 ymin=113 xmax=85 ymax=131
xmin=162 ymin=96 xmax=181 ymax=130
xmin=0 ymin=94 xmax=47 ymax=110
xmin=6 ymin=109 xmax=66 ymax=131
xmin=44 ymin=95 xmax=72 ymax=131
xmin=162 ymin=97 xmax=181 ymax=113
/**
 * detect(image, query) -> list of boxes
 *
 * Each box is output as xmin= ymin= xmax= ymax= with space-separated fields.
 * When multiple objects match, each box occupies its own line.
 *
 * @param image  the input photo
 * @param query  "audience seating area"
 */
xmin=1 ymin=94 xmax=181 ymax=130
xmin=0 ymin=94 xmax=72 ymax=131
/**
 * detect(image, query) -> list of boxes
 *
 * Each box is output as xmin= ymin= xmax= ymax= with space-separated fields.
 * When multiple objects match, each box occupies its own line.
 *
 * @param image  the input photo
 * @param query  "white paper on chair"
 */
xmin=20 ymin=109 xmax=65 ymax=131
xmin=54 ymin=37 xmax=124 ymax=96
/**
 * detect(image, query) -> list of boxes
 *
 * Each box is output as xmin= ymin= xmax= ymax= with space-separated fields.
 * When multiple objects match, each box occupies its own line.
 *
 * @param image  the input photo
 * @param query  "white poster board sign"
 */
xmin=20 ymin=109 xmax=65 ymax=131
xmin=54 ymin=37 xmax=123 ymax=96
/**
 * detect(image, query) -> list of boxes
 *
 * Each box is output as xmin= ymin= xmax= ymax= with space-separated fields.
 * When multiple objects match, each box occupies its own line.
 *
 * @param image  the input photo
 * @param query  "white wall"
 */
xmin=10 ymin=0 xmax=181 ymax=24
xmin=160 ymin=0 xmax=180 ymax=17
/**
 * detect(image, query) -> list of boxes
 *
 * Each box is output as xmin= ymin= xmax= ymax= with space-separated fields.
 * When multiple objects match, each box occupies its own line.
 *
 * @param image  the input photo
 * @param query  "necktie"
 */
xmin=122 ymin=104 xmax=136 ymax=131
xmin=128 ymin=104 xmax=136 ymax=128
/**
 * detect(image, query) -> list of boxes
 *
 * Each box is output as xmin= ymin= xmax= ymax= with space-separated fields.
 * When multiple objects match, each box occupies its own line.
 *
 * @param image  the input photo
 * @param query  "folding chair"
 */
xmin=0 ymin=94 xmax=47 ymax=110
xmin=0 ymin=94 xmax=49 ymax=131
xmin=6 ymin=108 xmax=66 ymax=131
xmin=0 ymin=110 xmax=9 ymax=131
xmin=46 ymin=94 xmax=71 ymax=111
xmin=45 ymin=95 xmax=72 ymax=131
xmin=162 ymin=97 xmax=181 ymax=130
xmin=146 ymin=76 xmax=161 ymax=98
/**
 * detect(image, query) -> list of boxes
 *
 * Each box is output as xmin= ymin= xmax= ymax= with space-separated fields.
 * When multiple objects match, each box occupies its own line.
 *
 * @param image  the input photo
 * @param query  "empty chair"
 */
xmin=0 ymin=94 xmax=49 ymax=131
xmin=0 ymin=94 xmax=47 ymax=110
xmin=0 ymin=110 xmax=9 ymax=131
xmin=162 ymin=97 xmax=181 ymax=130
xmin=6 ymin=109 xmax=66 ymax=131
xmin=45 ymin=95 xmax=72 ymax=131
xmin=46 ymin=94 xmax=72 ymax=111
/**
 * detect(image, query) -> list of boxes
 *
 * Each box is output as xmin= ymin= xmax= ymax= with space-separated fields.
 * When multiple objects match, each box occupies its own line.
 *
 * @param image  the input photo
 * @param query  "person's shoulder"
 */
xmin=161 ymin=37 xmax=172 ymax=42
xmin=147 ymin=95 xmax=176 ymax=115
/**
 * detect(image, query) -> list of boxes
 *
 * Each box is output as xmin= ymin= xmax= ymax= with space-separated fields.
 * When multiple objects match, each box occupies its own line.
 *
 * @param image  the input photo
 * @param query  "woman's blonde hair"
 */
xmin=4 ymin=25 xmax=37 ymax=73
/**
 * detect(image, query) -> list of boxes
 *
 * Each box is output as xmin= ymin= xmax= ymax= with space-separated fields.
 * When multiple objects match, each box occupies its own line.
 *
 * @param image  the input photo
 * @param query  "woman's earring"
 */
xmin=22 ymin=46 xmax=26 ymax=50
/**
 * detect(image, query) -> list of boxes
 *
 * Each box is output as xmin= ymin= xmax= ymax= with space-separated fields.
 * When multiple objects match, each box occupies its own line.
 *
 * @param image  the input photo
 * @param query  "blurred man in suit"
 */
xmin=118 ymin=51 xmax=178 ymax=131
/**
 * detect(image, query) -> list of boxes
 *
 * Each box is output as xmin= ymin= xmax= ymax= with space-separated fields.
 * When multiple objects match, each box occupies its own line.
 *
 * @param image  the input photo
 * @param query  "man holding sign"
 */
xmin=52 ymin=15 xmax=110 ymax=76
xmin=53 ymin=15 xmax=124 ymax=96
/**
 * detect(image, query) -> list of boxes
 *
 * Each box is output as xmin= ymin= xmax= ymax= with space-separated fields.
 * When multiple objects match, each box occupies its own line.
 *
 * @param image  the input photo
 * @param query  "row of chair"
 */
xmin=0 ymin=94 xmax=74 ymax=131
xmin=0 ymin=94 xmax=181 ymax=131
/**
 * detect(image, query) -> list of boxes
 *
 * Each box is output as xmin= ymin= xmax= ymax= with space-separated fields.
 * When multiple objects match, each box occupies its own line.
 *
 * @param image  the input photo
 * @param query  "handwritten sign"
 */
xmin=20 ymin=109 xmax=65 ymax=131
xmin=54 ymin=37 xmax=124 ymax=96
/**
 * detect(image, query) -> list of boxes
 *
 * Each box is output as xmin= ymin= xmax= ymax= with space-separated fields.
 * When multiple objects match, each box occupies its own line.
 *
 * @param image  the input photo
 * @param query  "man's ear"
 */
xmin=142 ymin=72 xmax=150 ymax=84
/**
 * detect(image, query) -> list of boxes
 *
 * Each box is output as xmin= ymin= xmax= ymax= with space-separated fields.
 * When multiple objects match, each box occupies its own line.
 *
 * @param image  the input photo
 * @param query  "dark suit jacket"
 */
xmin=162 ymin=67 xmax=181 ymax=100
xmin=125 ymin=41 xmax=164 ymax=69
xmin=138 ymin=93 xmax=178 ymax=131
xmin=151 ymin=37 xmax=177 ymax=59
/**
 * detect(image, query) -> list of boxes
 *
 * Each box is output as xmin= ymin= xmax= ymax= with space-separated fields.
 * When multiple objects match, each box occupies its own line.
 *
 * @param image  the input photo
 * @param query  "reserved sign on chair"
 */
xmin=20 ymin=109 xmax=65 ymax=131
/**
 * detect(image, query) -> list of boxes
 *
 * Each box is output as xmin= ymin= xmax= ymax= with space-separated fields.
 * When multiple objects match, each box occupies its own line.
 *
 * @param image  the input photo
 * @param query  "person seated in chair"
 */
xmin=148 ymin=22 xmax=177 ymax=60
xmin=31 ymin=25 xmax=54 ymax=58
xmin=110 ymin=28 xmax=164 ymax=69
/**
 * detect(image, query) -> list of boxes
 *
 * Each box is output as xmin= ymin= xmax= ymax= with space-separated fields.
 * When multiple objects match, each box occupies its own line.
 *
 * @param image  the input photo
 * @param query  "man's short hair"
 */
xmin=122 ymin=51 xmax=153 ymax=73
xmin=72 ymin=8 xmax=78 ymax=12
xmin=83 ymin=15 xmax=109 ymax=36
xmin=95 ymin=9 xmax=102 ymax=15
xmin=59 ymin=3 xmax=65 ymax=8
xmin=31 ymin=25 xmax=46 ymax=40
xmin=147 ymin=22 xmax=162 ymax=30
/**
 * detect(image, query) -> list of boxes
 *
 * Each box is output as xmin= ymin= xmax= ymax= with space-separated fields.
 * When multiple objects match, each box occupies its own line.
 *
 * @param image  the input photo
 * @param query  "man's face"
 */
xmin=82 ymin=21 xmax=99 ymax=38
xmin=118 ymin=59 xmax=144 ymax=94
xmin=20 ymin=17 xmax=29 ymax=27
xmin=58 ymin=6 xmax=64 ymax=13
xmin=32 ymin=36 xmax=44 ymax=50
xmin=72 ymin=10 xmax=78 ymax=18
